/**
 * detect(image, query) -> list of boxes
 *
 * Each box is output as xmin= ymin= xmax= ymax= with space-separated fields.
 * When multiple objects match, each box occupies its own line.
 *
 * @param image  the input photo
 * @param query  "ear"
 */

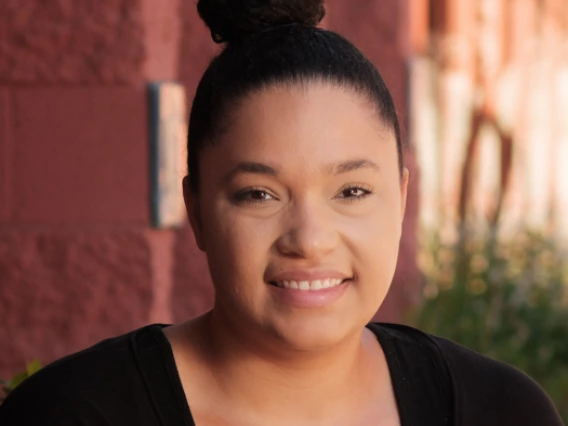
xmin=399 ymin=167 xmax=410 ymax=223
xmin=183 ymin=176 xmax=206 ymax=252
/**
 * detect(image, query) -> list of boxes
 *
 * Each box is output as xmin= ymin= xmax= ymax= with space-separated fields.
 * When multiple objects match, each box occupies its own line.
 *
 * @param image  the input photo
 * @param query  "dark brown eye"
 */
xmin=234 ymin=188 xmax=276 ymax=204
xmin=343 ymin=188 xmax=365 ymax=197
xmin=337 ymin=186 xmax=372 ymax=199
xmin=249 ymin=190 xmax=271 ymax=200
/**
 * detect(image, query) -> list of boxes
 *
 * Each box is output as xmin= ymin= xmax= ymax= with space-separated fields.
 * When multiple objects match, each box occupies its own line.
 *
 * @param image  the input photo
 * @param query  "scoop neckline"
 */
xmin=146 ymin=323 xmax=407 ymax=426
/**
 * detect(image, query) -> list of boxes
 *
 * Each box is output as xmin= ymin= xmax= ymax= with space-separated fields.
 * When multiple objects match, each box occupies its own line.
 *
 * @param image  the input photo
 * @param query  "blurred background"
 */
xmin=0 ymin=0 xmax=567 ymax=418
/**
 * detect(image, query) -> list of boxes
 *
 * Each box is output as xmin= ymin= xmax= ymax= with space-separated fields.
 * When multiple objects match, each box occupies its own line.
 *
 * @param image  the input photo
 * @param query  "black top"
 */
xmin=0 ymin=323 xmax=563 ymax=425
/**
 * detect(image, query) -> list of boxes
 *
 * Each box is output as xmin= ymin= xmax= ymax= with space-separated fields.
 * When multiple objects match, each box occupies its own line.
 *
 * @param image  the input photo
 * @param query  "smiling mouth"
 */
xmin=268 ymin=278 xmax=347 ymax=291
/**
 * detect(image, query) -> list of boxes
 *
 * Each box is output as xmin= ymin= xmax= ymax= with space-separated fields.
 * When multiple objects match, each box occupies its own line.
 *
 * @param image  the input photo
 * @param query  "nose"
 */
xmin=275 ymin=199 xmax=339 ymax=260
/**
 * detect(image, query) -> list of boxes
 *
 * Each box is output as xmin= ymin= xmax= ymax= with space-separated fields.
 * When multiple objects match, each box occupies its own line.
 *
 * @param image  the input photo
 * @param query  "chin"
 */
xmin=268 ymin=312 xmax=367 ymax=353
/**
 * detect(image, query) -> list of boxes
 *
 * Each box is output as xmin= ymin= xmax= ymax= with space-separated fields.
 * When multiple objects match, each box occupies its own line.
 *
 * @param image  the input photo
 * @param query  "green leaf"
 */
xmin=9 ymin=372 xmax=28 ymax=390
xmin=414 ymin=229 xmax=568 ymax=424
xmin=26 ymin=359 xmax=42 ymax=377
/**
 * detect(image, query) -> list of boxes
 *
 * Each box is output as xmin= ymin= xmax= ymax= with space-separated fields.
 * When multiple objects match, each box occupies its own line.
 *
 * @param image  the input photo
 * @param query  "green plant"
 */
xmin=0 ymin=360 xmax=42 ymax=404
xmin=410 ymin=229 xmax=568 ymax=423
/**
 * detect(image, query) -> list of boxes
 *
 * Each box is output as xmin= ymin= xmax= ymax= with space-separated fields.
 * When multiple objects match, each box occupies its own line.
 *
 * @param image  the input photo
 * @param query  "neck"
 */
xmin=191 ymin=308 xmax=382 ymax=420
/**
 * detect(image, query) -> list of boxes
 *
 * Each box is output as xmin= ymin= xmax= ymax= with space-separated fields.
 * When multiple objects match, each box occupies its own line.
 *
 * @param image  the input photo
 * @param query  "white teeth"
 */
xmin=310 ymin=280 xmax=322 ymax=290
xmin=274 ymin=278 xmax=345 ymax=291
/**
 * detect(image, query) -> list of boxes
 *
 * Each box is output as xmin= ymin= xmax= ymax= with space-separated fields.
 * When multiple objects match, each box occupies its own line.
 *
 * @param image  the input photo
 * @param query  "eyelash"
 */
xmin=233 ymin=184 xmax=373 ymax=206
xmin=335 ymin=184 xmax=373 ymax=201
xmin=233 ymin=187 xmax=277 ymax=205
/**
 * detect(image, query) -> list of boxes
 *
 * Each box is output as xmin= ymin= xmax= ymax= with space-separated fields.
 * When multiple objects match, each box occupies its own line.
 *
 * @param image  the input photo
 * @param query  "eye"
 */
xmin=335 ymin=185 xmax=372 ymax=201
xmin=234 ymin=188 xmax=277 ymax=204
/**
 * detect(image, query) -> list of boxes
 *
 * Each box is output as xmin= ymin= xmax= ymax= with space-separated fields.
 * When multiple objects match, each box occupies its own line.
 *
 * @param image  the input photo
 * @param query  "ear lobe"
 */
xmin=183 ymin=176 xmax=206 ymax=252
xmin=399 ymin=167 xmax=410 ymax=223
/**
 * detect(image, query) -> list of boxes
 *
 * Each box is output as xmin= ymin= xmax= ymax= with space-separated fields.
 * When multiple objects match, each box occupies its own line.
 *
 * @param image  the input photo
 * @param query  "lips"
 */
xmin=267 ymin=270 xmax=351 ymax=292
xmin=273 ymin=278 xmax=344 ymax=291
xmin=266 ymin=271 xmax=351 ymax=308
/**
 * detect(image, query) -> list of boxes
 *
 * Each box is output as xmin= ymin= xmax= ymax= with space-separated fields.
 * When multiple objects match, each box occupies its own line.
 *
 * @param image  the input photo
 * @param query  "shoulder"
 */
xmin=371 ymin=323 xmax=562 ymax=425
xmin=432 ymin=335 xmax=563 ymax=425
xmin=0 ymin=324 xmax=167 ymax=425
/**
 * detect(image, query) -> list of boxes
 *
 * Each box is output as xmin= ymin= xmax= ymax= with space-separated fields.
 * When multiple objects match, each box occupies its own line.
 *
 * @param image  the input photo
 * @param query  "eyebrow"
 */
xmin=223 ymin=158 xmax=379 ymax=182
xmin=223 ymin=162 xmax=278 ymax=182
xmin=331 ymin=158 xmax=380 ymax=175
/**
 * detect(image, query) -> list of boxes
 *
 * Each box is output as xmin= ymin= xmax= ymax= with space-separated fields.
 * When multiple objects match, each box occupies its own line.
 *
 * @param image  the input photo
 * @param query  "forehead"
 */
xmin=208 ymin=82 xmax=397 ymax=170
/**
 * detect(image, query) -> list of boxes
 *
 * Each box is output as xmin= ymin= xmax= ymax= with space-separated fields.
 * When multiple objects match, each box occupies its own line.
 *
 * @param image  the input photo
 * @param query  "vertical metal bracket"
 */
xmin=148 ymin=82 xmax=187 ymax=228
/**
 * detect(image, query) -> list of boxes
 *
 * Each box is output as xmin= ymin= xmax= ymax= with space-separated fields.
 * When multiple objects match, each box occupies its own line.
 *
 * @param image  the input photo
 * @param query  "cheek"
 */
xmin=201 ymin=202 xmax=274 ymax=288
xmin=347 ymin=197 xmax=403 ymax=286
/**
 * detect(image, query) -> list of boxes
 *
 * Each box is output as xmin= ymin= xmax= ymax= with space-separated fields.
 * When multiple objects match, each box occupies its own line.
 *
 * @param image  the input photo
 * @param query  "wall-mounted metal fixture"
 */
xmin=148 ymin=82 xmax=187 ymax=228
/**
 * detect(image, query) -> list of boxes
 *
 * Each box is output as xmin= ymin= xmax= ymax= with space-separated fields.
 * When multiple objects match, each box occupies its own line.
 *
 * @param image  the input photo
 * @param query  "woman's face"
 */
xmin=185 ymin=82 xmax=408 ymax=352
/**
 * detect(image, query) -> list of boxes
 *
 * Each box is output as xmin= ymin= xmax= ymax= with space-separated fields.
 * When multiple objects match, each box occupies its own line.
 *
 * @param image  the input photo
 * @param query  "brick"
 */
xmin=0 ymin=230 xmax=154 ymax=378
xmin=141 ymin=0 xmax=182 ymax=81
xmin=0 ymin=88 xmax=12 ymax=222
xmin=11 ymin=86 xmax=150 ymax=225
xmin=145 ymin=229 xmax=176 ymax=324
xmin=172 ymin=226 xmax=214 ymax=322
xmin=0 ymin=0 xmax=145 ymax=84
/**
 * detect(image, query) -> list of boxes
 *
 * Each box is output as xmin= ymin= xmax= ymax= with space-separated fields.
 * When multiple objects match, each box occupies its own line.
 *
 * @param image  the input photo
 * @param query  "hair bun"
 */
xmin=197 ymin=0 xmax=325 ymax=44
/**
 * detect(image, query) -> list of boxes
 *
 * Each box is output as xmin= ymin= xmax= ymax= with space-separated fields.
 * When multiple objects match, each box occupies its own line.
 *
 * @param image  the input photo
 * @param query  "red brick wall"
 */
xmin=0 ymin=0 xmax=183 ymax=378
xmin=0 ymin=1 xmax=145 ymax=85
xmin=0 ymin=0 xmax=418 ymax=378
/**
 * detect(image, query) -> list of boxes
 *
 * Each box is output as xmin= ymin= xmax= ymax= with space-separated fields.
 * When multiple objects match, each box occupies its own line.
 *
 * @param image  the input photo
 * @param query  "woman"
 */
xmin=0 ymin=0 xmax=562 ymax=425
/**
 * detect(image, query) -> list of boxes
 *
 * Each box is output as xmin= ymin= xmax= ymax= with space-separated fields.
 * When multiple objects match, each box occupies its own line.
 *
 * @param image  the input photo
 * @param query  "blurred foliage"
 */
xmin=410 ymin=229 xmax=568 ymax=423
xmin=0 ymin=360 xmax=42 ymax=404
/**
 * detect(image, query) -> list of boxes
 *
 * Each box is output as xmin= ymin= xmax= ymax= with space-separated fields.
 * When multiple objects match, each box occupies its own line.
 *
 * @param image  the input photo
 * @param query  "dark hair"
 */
xmin=188 ymin=0 xmax=403 ymax=193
